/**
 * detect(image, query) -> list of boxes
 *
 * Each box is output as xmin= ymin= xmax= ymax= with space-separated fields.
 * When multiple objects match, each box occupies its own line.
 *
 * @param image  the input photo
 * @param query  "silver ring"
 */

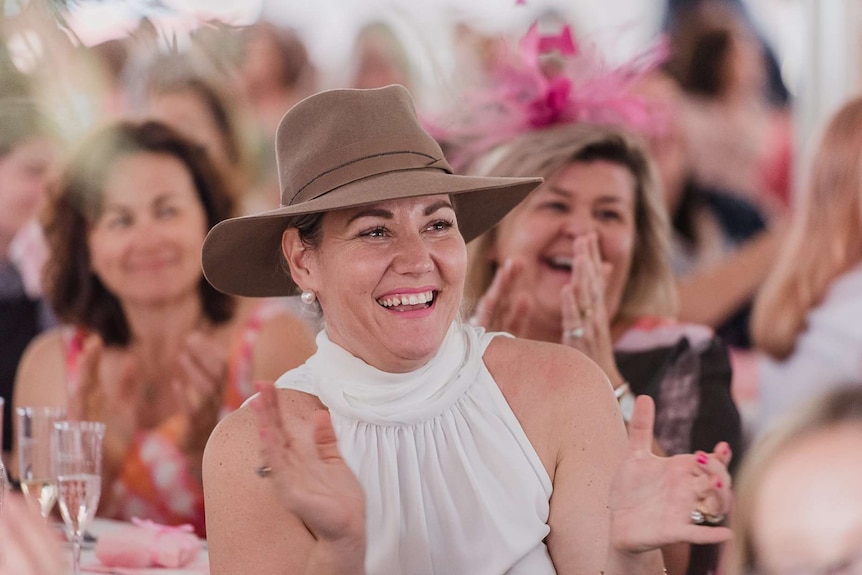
xmin=566 ymin=327 xmax=585 ymax=339
xmin=256 ymin=465 xmax=273 ymax=478
xmin=691 ymin=509 xmax=706 ymax=525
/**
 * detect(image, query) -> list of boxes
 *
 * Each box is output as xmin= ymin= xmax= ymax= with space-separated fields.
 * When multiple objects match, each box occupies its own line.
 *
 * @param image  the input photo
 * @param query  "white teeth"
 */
xmin=550 ymin=256 xmax=573 ymax=267
xmin=377 ymin=290 xmax=434 ymax=308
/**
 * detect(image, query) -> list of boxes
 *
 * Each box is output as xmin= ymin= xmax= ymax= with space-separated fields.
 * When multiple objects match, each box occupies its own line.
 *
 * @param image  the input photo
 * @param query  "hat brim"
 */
xmin=202 ymin=169 xmax=542 ymax=297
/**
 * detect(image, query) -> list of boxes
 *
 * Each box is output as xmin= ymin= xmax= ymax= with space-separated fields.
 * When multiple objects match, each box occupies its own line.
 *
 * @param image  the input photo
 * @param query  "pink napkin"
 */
xmin=94 ymin=518 xmax=202 ymax=569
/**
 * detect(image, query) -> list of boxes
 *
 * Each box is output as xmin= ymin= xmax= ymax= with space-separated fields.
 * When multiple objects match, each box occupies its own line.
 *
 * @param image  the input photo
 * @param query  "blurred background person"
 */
xmin=237 ymin=21 xmax=315 ymax=141
xmin=727 ymin=385 xmax=862 ymax=575
xmin=0 ymin=91 xmax=61 ymax=463
xmin=348 ymin=20 xmax=415 ymax=92
xmin=630 ymin=68 xmax=783 ymax=352
xmin=12 ymin=120 xmax=316 ymax=537
xmin=750 ymin=95 xmax=862 ymax=438
xmin=466 ymin=123 xmax=742 ymax=575
xmin=135 ymin=52 xmax=263 ymax=215
xmin=236 ymin=20 xmax=317 ymax=209
xmin=664 ymin=0 xmax=793 ymax=216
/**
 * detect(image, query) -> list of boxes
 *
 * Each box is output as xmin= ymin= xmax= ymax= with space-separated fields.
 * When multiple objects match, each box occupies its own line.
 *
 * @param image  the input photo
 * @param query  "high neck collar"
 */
xmin=307 ymin=321 xmax=482 ymax=425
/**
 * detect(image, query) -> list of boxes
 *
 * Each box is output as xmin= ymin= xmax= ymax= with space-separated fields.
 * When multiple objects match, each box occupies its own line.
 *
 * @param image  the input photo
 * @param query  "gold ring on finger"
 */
xmin=704 ymin=512 xmax=725 ymax=525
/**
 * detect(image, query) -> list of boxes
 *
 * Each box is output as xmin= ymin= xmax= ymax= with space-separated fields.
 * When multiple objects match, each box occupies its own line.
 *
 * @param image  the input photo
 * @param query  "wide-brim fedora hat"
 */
xmin=202 ymin=84 xmax=542 ymax=297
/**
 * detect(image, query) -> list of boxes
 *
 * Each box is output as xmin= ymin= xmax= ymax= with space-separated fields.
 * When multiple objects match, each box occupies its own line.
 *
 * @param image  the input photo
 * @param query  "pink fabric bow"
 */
xmin=94 ymin=518 xmax=202 ymax=569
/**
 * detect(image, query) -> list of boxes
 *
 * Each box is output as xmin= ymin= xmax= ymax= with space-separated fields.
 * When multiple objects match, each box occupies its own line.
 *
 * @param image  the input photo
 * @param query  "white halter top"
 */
xmin=275 ymin=321 xmax=555 ymax=575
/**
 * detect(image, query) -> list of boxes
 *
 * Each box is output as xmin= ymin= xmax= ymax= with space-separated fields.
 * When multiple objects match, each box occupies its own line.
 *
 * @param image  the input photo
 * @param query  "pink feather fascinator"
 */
xmin=425 ymin=23 xmax=670 ymax=172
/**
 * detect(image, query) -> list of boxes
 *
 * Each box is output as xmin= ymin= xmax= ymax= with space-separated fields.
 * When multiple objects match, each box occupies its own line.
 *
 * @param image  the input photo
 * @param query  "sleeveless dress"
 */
xmin=63 ymin=299 xmax=290 ymax=537
xmin=274 ymin=321 xmax=556 ymax=575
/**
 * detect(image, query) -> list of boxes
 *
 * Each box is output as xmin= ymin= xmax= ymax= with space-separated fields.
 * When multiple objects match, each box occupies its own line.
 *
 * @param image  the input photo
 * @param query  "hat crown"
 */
xmin=275 ymin=84 xmax=452 ymax=208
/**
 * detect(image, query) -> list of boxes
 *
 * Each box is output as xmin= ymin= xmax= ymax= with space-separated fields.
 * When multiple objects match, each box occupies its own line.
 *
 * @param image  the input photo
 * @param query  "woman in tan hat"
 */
xmin=202 ymin=84 xmax=732 ymax=575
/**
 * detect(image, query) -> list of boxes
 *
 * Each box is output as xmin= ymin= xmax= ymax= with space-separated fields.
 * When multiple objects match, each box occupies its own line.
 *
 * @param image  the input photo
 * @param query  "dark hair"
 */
xmin=667 ymin=1 xmax=755 ymax=98
xmin=277 ymin=212 xmax=326 ymax=295
xmin=43 ymin=120 xmax=237 ymax=345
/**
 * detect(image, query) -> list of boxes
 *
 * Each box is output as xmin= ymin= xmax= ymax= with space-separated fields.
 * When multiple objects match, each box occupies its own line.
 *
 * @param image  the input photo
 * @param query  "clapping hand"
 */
xmin=171 ymin=330 xmax=229 ymax=454
xmin=610 ymin=395 xmax=733 ymax=554
xmin=68 ymin=333 xmax=140 ymax=456
xmin=469 ymin=258 xmax=533 ymax=336
xmin=251 ymin=382 xmax=366 ymax=560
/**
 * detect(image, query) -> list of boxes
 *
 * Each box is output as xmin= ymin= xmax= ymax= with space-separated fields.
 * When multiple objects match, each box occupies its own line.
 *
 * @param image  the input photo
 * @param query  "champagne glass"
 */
xmin=53 ymin=420 xmax=105 ymax=575
xmin=16 ymin=406 xmax=66 ymax=518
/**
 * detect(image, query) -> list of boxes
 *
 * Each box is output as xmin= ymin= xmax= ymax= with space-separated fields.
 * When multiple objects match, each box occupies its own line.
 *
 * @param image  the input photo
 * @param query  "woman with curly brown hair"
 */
xmin=12 ymin=119 xmax=315 ymax=536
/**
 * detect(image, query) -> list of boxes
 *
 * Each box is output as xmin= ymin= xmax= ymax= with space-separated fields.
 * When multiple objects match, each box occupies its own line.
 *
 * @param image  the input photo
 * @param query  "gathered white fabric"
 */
xmin=275 ymin=321 xmax=555 ymax=575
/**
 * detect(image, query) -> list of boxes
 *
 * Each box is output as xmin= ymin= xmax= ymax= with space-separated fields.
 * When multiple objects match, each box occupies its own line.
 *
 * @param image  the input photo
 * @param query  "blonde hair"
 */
xmin=728 ymin=386 xmax=862 ymax=575
xmin=465 ymin=123 xmax=678 ymax=323
xmin=751 ymin=96 xmax=862 ymax=360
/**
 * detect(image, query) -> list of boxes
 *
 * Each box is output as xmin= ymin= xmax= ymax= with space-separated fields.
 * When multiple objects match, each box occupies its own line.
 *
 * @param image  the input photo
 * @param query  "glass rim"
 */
xmin=53 ymin=420 xmax=106 ymax=433
xmin=16 ymin=405 xmax=68 ymax=416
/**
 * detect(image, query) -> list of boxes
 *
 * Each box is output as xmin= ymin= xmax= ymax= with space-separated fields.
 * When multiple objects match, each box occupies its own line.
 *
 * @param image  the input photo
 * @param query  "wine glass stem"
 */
xmin=71 ymin=533 xmax=82 ymax=575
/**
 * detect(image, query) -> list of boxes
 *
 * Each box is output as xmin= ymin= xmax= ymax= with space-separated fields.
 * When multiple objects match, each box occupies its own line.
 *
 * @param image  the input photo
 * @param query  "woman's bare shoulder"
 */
xmin=204 ymin=388 xmax=324 ymax=573
xmin=206 ymin=388 xmax=324 ymax=465
xmin=484 ymin=336 xmax=614 ymax=404
xmin=14 ymin=327 xmax=69 ymax=407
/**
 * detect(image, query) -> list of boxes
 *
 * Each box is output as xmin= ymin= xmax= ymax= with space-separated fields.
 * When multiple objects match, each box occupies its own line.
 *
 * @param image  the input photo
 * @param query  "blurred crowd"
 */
xmin=2 ymin=0 xmax=861 ymax=573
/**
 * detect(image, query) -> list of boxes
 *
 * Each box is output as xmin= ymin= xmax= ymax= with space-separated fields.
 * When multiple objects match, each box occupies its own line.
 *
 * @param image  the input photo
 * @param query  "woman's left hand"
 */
xmin=609 ymin=395 xmax=733 ymax=554
xmin=172 ymin=330 xmax=229 ymax=454
xmin=561 ymin=234 xmax=624 ymax=386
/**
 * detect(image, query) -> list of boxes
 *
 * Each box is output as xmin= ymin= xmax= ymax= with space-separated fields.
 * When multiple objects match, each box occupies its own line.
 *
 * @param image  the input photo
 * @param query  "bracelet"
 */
xmin=614 ymin=382 xmax=630 ymax=400
xmin=615 ymin=382 xmax=636 ymax=423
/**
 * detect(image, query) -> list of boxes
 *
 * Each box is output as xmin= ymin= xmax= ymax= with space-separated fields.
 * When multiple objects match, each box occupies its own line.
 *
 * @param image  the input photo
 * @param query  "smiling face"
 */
xmin=490 ymin=160 xmax=637 ymax=337
xmin=87 ymin=151 xmax=209 ymax=308
xmin=286 ymin=194 xmax=467 ymax=373
xmin=751 ymin=425 xmax=862 ymax=575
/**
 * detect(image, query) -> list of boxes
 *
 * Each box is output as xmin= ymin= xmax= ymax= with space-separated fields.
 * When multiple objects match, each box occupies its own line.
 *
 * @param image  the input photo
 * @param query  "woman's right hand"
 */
xmin=251 ymin=381 xmax=367 ymax=559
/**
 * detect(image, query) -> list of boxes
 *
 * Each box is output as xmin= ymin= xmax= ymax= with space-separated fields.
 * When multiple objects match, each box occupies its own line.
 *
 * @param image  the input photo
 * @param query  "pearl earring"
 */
xmin=300 ymin=289 xmax=316 ymax=305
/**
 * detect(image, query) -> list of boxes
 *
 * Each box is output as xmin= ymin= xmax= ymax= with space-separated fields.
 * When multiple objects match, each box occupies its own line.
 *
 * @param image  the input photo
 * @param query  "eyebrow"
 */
xmin=346 ymin=200 xmax=455 ymax=224
xmin=424 ymin=200 xmax=455 ymax=216
xmin=102 ymin=191 xmax=180 ymax=210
